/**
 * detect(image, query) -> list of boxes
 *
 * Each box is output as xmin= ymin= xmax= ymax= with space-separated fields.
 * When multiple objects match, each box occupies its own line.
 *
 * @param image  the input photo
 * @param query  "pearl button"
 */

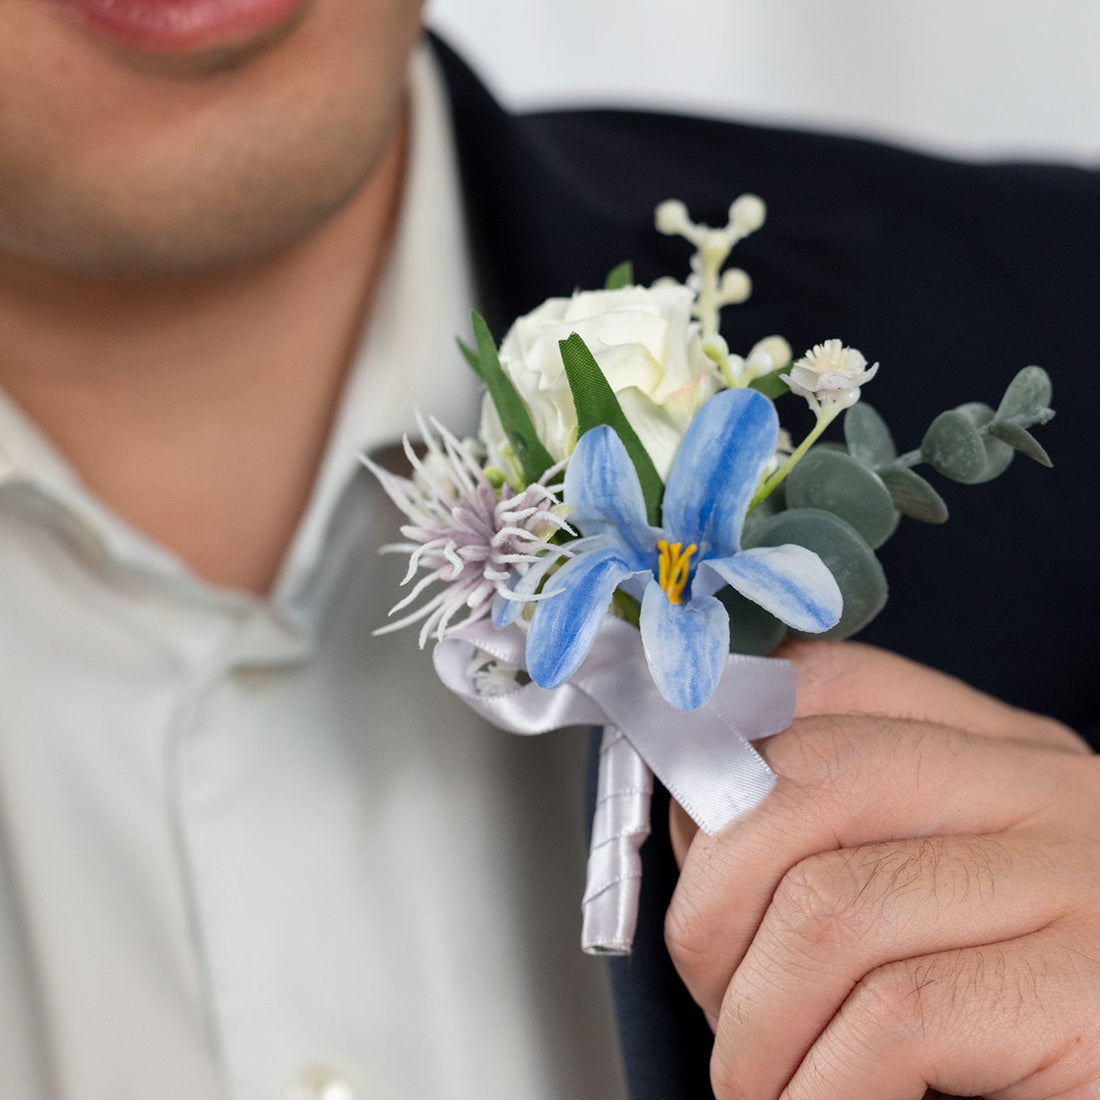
xmin=283 ymin=1064 xmax=357 ymax=1100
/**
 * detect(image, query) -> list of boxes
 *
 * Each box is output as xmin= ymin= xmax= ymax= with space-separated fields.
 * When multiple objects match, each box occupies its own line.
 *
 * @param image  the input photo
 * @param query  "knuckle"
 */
xmin=770 ymin=838 xmax=1015 ymax=964
xmin=843 ymin=962 xmax=921 ymax=1045
xmin=843 ymin=955 xmax=943 ymax=1047
xmin=770 ymin=852 xmax=870 ymax=952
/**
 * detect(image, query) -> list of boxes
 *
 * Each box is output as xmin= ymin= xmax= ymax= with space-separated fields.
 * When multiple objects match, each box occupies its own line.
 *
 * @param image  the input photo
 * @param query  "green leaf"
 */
xmin=745 ymin=508 xmax=888 ymax=640
xmin=603 ymin=260 xmax=634 ymax=291
xmin=844 ymin=402 xmax=896 ymax=467
xmin=920 ymin=402 xmax=1013 ymax=484
xmin=611 ymin=590 xmax=641 ymax=629
xmin=749 ymin=371 xmax=790 ymax=399
xmin=558 ymin=332 xmax=664 ymax=525
xmin=987 ymin=420 xmax=1053 ymax=467
xmin=784 ymin=448 xmax=899 ymax=549
xmin=456 ymin=336 xmax=484 ymax=380
xmin=877 ymin=465 xmax=949 ymax=523
xmin=995 ymin=365 xmax=1053 ymax=422
xmin=469 ymin=312 xmax=556 ymax=485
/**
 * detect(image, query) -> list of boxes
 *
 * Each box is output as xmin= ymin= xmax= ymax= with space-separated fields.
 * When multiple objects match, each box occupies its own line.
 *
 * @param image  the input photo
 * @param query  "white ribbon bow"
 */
xmin=434 ymin=617 xmax=793 ymax=954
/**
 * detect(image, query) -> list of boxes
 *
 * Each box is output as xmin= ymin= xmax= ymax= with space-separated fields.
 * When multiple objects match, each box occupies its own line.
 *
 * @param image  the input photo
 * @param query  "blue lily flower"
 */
xmin=520 ymin=388 xmax=843 ymax=710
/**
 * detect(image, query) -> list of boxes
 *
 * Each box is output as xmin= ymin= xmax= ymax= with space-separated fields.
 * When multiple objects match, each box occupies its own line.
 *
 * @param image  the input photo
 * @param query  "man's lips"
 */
xmin=40 ymin=0 xmax=310 ymax=52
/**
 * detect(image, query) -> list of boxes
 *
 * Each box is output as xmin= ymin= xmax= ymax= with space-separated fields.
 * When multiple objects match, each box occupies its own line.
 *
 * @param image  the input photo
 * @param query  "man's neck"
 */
xmin=0 ymin=114 xmax=407 ymax=595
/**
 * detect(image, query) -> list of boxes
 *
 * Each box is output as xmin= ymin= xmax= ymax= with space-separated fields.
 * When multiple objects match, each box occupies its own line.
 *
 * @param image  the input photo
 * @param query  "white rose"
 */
xmin=479 ymin=284 xmax=718 ymax=481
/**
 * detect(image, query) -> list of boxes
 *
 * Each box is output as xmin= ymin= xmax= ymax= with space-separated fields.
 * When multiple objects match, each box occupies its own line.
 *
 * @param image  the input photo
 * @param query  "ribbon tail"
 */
xmin=581 ymin=726 xmax=654 ymax=956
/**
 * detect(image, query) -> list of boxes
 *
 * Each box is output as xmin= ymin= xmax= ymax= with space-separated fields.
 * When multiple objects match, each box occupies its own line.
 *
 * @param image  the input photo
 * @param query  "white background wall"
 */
xmin=426 ymin=0 xmax=1099 ymax=163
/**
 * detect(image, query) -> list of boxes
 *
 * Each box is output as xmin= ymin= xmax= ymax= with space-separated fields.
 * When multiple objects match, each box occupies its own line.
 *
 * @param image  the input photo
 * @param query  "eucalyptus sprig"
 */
xmin=728 ymin=365 xmax=1056 ymax=656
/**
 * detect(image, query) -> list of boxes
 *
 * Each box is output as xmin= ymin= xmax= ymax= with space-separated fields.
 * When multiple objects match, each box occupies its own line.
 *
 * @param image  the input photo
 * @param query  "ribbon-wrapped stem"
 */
xmin=582 ymin=727 xmax=654 ymax=955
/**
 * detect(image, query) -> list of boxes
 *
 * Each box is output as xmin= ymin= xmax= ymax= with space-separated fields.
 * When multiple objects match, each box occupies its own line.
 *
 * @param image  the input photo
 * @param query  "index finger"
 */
xmin=665 ymin=713 xmax=1087 ymax=1019
xmin=776 ymin=638 xmax=1085 ymax=752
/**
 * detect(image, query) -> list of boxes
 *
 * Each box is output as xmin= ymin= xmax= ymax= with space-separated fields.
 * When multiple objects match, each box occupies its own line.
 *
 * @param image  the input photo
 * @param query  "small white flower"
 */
xmin=783 ymin=339 xmax=879 ymax=414
xmin=465 ymin=650 xmax=525 ymax=696
xmin=362 ymin=415 xmax=571 ymax=648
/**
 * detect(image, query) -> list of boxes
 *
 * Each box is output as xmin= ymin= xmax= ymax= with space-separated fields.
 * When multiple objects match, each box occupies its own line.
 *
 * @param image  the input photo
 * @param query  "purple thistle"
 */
xmin=362 ymin=415 xmax=571 ymax=647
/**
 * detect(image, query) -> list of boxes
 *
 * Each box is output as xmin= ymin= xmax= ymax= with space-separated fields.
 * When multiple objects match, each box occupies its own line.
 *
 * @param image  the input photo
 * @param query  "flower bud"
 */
xmin=655 ymin=199 xmax=692 ymax=237
xmin=719 ymin=267 xmax=752 ymax=304
xmin=729 ymin=194 xmax=766 ymax=236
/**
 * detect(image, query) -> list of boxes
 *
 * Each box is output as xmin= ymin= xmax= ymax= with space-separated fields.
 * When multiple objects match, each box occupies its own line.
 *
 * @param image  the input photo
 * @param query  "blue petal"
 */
xmin=526 ymin=547 xmax=640 ymax=688
xmin=493 ymin=544 xmax=571 ymax=627
xmin=564 ymin=426 xmax=658 ymax=561
xmin=662 ymin=389 xmax=778 ymax=555
xmin=639 ymin=580 xmax=730 ymax=709
xmin=699 ymin=545 xmax=842 ymax=633
xmin=496 ymin=534 xmax=620 ymax=627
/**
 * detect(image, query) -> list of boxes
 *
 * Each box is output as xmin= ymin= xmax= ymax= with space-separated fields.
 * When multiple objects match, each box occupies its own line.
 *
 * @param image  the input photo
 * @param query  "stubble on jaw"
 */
xmin=0 ymin=93 xmax=407 ymax=280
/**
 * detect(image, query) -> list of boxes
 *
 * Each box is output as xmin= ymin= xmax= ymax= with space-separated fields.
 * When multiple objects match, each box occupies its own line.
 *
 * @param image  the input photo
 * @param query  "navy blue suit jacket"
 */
xmin=433 ymin=35 xmax=1100 ymax=1099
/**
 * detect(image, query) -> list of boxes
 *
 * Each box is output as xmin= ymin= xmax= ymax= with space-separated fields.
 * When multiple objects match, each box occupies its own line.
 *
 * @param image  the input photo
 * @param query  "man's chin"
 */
xmin=0 ymin=177 xmax=362 ymax=285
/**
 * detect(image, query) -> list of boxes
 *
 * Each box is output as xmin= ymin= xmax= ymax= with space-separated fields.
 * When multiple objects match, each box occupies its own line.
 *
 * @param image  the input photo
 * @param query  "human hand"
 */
xmin=666 ymin=640 xmax=1100 ymax=1099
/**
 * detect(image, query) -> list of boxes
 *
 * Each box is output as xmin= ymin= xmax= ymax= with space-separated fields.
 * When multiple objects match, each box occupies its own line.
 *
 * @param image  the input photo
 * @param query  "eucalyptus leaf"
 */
xmin=987 ymin=421 xmax=1053 ymax=467
xmin=784 ymin=448 xmax=899 ymax=549
xmin=558 ymin=332 xmax=664 ymax=525
xmin=603 ymin=260 xmax=635 ymax=291
xmin=920 ymin=402 xmax=1013 ymax=484
xmin=469 ymin=312 xmax=556 ymax=485
xmin=921 ymin=408 xmax=985 ymax=481
xmin=956 ymin=402 xmax=1015 ymax=482
xmin=878 ymin=465 xmax=949 ymax=523
xmin=717 ymin=587 xmax=788 ymax=656
xmin=995 ymin=365 xmax=1053 ymax=422
xmin=745 ymin=508 xmax=888 ymax=640
xmin=844 ymin=402 xmax=896 ymax=467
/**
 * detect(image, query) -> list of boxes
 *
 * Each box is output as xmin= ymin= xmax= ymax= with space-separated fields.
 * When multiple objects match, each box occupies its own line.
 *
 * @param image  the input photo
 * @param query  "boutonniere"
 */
xmin=364 ymin=195 xmax=1054 ymax=954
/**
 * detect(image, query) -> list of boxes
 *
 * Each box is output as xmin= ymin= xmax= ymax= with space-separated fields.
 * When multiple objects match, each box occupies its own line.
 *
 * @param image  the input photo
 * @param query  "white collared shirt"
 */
xmin=0 ymin=46 xmax=626 ymax=1100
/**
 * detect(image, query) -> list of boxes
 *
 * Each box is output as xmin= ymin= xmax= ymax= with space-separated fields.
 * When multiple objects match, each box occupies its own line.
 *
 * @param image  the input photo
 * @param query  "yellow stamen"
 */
xmin=656 ymin=539 xmax=698 ymax=605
